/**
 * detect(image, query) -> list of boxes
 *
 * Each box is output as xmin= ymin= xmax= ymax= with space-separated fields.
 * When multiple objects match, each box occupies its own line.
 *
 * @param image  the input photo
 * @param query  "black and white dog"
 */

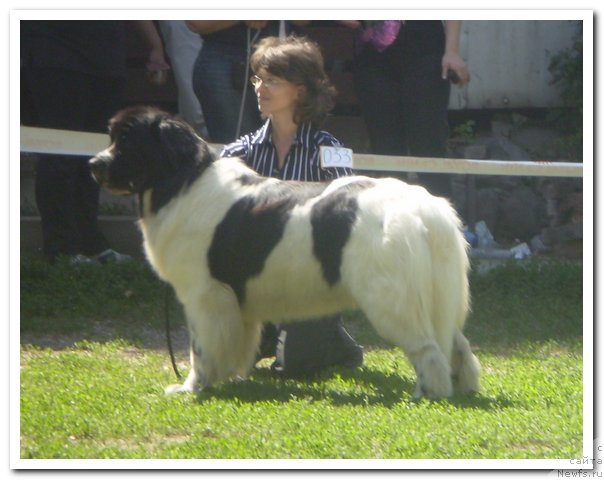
xmin=90 ymin=106 xmax=480 ymax=400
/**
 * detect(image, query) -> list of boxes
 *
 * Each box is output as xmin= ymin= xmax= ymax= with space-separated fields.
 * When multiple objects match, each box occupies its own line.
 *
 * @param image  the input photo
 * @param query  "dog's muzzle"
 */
xmin=89 ymin=154 xmax=110 ymax=185
xmin=89 ymin=153 xmax=141 ymax=196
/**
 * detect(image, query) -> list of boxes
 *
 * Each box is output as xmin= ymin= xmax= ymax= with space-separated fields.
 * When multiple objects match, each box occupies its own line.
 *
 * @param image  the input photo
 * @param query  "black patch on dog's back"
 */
xmin=235 ymin=173 xmax=267 ymax=187
xmin=310 ymin=180 xmax=375 ymax=285
xmin=208 ymin=182 xmax=326 ymax=304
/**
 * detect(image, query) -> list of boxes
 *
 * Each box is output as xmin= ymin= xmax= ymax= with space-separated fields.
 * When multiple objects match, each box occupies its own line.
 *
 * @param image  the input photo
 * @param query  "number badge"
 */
xmin=320 ymin=146 xmax=354 ymax=169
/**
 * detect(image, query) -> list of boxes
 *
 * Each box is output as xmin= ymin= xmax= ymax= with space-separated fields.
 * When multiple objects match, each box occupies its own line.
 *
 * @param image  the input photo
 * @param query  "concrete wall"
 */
xmin=451 ymin=20 xmax=580 ymax=110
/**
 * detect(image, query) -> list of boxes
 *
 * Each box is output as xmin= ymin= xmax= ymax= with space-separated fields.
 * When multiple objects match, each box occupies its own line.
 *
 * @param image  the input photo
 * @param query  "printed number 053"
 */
xmin=320 ymin=146 xmax=354 ymax=168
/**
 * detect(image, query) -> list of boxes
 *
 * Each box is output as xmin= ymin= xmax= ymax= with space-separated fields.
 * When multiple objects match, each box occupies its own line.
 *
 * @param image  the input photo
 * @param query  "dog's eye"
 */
xmin=112 ymin=133 xmax=127 ymax=145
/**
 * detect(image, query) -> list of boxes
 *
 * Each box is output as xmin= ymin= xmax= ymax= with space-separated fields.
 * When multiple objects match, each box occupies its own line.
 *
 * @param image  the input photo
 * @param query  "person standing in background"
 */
xmin=342 ymin=20 xmax=470 ymax=199
xmin=158 ymin=20 xmax=208 ymax=137
xmin=185 ymin=21 xmax=308 ymax=144
xmin=21 ymin=20 xmax=170 ymax=263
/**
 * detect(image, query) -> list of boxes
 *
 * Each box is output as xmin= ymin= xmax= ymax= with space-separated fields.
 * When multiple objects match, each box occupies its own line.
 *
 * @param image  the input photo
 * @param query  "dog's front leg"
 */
xmin=165 ymin=338 xmax=207 ymax=394
xmin=164 ymin=284 xmax=260 ymax=395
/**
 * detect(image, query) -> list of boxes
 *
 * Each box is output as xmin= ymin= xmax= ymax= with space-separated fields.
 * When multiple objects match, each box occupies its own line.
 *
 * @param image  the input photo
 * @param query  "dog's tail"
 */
xmin=423 ymin=194 xmax=469 ymax=357
xmin=419 ymin=194 xmax=480 ymax=393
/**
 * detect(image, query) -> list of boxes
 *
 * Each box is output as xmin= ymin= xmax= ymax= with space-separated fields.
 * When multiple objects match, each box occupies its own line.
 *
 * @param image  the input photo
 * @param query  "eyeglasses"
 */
xmin=250 ymin=75 xmax=286 ymax=89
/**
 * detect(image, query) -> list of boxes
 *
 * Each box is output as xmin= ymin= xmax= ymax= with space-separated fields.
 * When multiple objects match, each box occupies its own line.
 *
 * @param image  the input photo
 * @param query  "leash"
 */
xmin=164 ymin=283 xmax=182 ymax=380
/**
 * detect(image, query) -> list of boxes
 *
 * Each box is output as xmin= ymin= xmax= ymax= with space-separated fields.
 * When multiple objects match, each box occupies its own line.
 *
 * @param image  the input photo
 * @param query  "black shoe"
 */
xmin=332 ymin=322 xmax=364 ymax=368
xmin=335 ymin=343 xmax=364 ymax=369
xmin=257 ymin=323 xmax=279 ymax=361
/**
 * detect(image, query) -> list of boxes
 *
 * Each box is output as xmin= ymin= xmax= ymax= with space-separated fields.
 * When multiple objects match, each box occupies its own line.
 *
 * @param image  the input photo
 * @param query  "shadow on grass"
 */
xmin=195 ymin=365 xmax=515 ymax=411
xmin=20 ymin=255 xmax=578 ymax=413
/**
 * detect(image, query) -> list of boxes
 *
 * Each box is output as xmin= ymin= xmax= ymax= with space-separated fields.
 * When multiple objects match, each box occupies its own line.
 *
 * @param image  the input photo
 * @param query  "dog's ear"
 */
xmin=149 ymin=116 xmax=194 ymax=167
xmin=149 ymin=114 xmax=171 ymax=144
xmin=151 ymin=115 xmax=212 ymax=169
xmin=204 ymin=143 xmax=219 ymax=163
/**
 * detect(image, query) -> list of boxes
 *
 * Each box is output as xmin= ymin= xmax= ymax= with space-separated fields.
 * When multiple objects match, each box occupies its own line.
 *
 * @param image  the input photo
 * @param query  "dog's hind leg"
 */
xmin=451 ymin=329 xmax=481 ymax=395
xmin=348 ymin=266 xmax=453 ymax=399
xmin=359 ymin=299 xmax=453 ymax=400
xmin=375 ymin=320 xmax=453 ymax=400
xmin=407 ymin=342 xmax=452 ymax=400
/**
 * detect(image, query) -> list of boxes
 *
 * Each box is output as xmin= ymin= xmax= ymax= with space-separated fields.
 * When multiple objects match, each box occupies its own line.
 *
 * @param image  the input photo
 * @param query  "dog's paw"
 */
xmin=164 ymin=383 xmax=195 ymax=395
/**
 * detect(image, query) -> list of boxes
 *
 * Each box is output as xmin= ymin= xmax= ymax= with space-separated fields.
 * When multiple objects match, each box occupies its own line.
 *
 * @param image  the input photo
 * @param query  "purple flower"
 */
xmin=361 ymin=21 xmax=401 ymax=52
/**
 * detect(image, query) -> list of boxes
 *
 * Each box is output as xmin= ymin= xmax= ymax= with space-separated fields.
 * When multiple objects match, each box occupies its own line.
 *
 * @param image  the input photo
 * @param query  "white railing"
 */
xmin=20 ymin=126 xmax=583 ymax=178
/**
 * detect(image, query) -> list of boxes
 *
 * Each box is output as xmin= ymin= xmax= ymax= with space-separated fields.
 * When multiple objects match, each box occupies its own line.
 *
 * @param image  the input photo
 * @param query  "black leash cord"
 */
xmin=165 ymin=284 xmax=182 ymax=380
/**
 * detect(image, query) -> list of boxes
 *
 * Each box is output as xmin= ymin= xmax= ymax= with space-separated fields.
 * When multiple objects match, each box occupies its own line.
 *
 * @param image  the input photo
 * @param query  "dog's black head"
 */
xmin=90 ymin=106 xmax=215 ymax=200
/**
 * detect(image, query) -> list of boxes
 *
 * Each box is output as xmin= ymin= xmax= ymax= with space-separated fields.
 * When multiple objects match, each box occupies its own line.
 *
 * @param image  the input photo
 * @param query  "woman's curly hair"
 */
xmin=250 ymin=35 xmax=337 ymax=126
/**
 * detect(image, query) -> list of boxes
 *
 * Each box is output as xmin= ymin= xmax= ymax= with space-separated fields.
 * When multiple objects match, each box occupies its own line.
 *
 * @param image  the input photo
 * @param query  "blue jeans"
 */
xmin=192 ymin=42 xmax=262 ymax=144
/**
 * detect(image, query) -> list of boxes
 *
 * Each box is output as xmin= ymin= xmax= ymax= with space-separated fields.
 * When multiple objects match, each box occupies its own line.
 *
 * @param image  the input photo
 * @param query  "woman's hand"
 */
xmin=441 ymin=51 xmax=470 ymax=86
xmin=442 ymin=20 xmax=470 ymax=87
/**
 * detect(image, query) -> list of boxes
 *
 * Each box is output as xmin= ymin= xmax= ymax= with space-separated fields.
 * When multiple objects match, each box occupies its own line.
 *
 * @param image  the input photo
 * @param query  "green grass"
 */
xmin=19 ymin=255 xmax=584 ymax=460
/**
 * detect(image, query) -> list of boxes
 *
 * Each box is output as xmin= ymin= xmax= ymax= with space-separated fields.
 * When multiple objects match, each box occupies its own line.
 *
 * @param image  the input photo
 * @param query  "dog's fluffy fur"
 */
xmin=90 ymin=106 xmax=480 ymax=399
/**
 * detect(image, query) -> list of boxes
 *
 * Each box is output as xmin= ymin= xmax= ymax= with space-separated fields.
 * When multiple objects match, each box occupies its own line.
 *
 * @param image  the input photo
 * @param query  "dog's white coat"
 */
xmin=138 ymin=157 xmax=480 ymax=399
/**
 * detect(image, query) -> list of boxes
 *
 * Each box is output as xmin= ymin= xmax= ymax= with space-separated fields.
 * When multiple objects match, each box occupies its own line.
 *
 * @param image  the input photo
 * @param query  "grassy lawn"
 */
xmin=19 ymin=255 xmax=584 ymax=462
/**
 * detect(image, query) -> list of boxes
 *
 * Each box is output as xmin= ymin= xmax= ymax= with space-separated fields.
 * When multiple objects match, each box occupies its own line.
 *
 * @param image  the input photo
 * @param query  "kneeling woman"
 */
xmin=220 ymin=35 xmax=364 ymax=376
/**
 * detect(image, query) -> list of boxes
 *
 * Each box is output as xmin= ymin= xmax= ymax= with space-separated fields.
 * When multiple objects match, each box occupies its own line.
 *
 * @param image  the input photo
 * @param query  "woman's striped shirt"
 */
xmin=219 ymin=120 xmax=353 ymax=181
